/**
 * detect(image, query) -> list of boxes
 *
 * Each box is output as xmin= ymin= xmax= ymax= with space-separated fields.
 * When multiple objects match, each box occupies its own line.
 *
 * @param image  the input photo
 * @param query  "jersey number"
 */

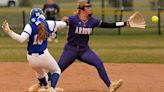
xmin=33 ymin=35 xmax=43 ymax=45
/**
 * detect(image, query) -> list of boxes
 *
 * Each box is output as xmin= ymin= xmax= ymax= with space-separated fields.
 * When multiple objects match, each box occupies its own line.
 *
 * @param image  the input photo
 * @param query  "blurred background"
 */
xmin=0 ymin=0 xmax=164 ymax=63
xmin=0 ymin=0 xmax=163 ymax=35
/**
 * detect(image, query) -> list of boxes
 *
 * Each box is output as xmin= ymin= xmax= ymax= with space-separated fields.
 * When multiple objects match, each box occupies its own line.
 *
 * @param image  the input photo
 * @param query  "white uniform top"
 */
xmin=8 ymin=21 xmax=66 ymax=43
xmin=7 ymin=21 xmax=66 ymax=78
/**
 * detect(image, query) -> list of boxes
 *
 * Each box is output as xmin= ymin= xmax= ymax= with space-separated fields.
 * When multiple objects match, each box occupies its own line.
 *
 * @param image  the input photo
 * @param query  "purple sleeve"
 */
xmin=68 ymin=16 xmax=74 ymax=26
xmin=93 ymin=18 xmax=102 ymax=27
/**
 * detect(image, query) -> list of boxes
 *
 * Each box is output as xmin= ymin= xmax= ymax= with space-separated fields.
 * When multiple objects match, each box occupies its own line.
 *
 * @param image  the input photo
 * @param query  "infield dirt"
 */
xmin=0 ymin=62 xmax=164 ymax=92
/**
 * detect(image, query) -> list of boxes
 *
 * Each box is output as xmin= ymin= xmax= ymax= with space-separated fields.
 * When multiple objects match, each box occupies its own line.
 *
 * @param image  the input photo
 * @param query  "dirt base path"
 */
xmin=0 ymin=62 xmax=164 ymax=92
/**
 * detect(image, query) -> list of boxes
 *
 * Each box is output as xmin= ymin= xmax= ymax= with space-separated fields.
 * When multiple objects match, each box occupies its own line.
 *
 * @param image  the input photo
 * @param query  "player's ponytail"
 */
xmin=36 ymin=23 xmax=47 ymax=42
xmin=73 ymin=10 xmax=80 ymax=15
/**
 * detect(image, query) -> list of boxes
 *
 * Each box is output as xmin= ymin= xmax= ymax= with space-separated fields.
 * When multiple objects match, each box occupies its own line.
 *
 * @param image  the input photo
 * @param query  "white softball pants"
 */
xmin=27 ymin=49 xmax=61 ymax=79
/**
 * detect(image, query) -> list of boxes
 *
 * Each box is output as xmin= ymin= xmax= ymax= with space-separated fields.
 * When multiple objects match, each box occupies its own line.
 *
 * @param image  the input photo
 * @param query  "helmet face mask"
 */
xmin=30 ymin=8 xmax=45 ymax=23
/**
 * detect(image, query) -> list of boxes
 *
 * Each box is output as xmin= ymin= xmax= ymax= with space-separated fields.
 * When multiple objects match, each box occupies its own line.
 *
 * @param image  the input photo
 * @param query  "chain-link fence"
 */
xmin=0 ymin=8 xmax=30 ymax=36
xmin=0 ymin=0 xmax=163 ymax=36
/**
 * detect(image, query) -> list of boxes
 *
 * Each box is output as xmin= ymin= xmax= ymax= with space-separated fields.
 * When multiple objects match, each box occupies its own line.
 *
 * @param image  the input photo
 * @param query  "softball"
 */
xmin=151 ymin=16 xmax=159 ymax=23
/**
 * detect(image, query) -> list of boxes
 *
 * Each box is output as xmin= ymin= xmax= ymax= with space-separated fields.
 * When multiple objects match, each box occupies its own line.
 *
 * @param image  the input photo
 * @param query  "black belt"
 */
xmin=28 ymin=52 xmax=44 ymax=55
xmin=71 ymin=44 xmax=86 ymax=49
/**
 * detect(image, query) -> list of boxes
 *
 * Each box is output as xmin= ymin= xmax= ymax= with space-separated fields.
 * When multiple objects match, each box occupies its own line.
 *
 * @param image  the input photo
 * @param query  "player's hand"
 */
xmin=51 ymin=32 xmax=57 ymax=39
xmin=2 ymin=20 xmax=11 ymax=33
xmin=61 ymin=16 xmax=68 ymax=22
xmin=126 ymin=21 xmax=130 ymax=27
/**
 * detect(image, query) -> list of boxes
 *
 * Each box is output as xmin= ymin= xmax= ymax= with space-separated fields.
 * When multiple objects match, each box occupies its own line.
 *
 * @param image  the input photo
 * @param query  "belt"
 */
xmin=28 ymin=52 xmax=44 ymax=55
xmin=71 ymin=44 xmax=86 ymax=49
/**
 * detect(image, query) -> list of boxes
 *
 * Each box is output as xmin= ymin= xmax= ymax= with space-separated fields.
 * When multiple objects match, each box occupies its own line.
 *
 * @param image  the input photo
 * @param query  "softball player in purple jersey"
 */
xmin=2 ymin=8 xmax=66 ymax=92
xmin=59 ymin=0 xmax=129 ymax=92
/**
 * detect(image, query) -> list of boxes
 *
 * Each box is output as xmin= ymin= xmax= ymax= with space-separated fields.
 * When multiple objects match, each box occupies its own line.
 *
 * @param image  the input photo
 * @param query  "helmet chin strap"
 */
xmin=88 ymin=14 xmax=92 ymax=17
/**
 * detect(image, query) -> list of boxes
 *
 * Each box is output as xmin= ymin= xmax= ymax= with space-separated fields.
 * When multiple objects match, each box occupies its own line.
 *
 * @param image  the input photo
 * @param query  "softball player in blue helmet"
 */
xmin=2 ymin=8 xmax=66 ymax=92
xmin=57 ymin=0 xmax=129 ymax=92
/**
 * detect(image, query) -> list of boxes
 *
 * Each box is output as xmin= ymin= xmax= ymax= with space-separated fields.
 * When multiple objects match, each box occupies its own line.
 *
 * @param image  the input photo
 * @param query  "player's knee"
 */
xmin=56 ymin=68 xmax=61 ymax=75
xmin=95 ymin=62 xmax=104 ymax=70
xmin=98 ymin=66 xmax=106 ymax=73
xmin=37 ymin=73 xmax=47 ymax=79
xmin=58 ymin=64 xmax=65 ymax=73
xmin=52 ymin=68 xmax=61 ymax=75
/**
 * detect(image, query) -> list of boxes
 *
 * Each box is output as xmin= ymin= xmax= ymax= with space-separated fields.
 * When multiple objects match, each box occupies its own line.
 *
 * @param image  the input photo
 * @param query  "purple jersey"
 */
xmin=58 ymin=16 xmax=111 ymax=88
xmin=67 ymin=15 xmax=102 ymax=47
xmin=43 ymin=3 xmax=59 ymax=20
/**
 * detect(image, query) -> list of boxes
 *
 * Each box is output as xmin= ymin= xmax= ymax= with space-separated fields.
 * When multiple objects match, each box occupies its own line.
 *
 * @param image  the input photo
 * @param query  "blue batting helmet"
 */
xmin=30 ymin=8 xmax=45 ymax=23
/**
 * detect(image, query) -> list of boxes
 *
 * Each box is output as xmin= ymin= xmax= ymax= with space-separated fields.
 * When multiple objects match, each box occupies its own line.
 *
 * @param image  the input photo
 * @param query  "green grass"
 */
xmin=1 ymin=33 xmax=164 ymax=63
xmin=0 ymin=1 xmax=164 ymax=63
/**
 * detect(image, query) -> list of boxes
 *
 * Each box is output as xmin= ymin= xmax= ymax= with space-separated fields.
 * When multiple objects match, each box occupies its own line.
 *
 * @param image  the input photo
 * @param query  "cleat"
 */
xmin=55 ymin=87 xmax=64 ymax=92
xmin=109 ymin=79 xmax=123 ymax=92
xmin=38 ymin=87 xmax=56 ymax=92
xmin=28 ymin=83 xmax=41 ymax=92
